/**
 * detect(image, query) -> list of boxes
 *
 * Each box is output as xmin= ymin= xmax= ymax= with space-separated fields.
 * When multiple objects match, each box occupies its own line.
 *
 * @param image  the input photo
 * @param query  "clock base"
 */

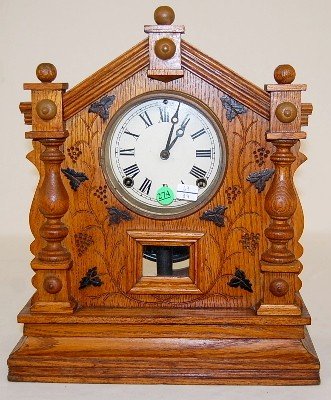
xmin=8 ymin=302 xmax=320 ymax=385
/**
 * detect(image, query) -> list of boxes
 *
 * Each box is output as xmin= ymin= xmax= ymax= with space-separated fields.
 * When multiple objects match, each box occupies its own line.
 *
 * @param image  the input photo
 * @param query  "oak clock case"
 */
xmin=8 ymin=5 xmax=320 ymax=385
xmin=100 ymin=91 xmax=227 ymax=218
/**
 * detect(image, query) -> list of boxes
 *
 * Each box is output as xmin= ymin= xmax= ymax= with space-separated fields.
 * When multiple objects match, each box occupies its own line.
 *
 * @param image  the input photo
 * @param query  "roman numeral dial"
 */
xmin=103 ymin=93 xmax=226 ymax=218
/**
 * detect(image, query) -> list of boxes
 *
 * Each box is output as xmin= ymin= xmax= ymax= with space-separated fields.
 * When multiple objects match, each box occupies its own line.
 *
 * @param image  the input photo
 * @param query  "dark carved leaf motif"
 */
xmin=200 ymin=206 xmax=227 ymax=227
xmin=228 ymin=268 xmax=253 ymax=293
xmin=247 ymin=169 xmax=275 ymax=193
xmin=221 ymin=94 xmax=247 ymax=121
xmin=79 ymin=267 xmax=103 ymax=290
xmin=107 ymin=207 xmax=133 ymax=225
xmin=61 ymin=168 xmax=89 ymax=191
xmin=88 ymin=94 xmax=115 ymax=121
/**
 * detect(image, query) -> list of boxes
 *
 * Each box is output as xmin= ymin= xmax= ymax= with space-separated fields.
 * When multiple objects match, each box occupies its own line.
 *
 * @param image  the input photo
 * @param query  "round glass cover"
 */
xmin=100 ymin=91 xmax=227 ymax=218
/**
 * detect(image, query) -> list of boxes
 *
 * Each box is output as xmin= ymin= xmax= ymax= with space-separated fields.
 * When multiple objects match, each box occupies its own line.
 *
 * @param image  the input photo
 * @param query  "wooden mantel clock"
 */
xmin=8 ymin=6 xmax=320 ymax=385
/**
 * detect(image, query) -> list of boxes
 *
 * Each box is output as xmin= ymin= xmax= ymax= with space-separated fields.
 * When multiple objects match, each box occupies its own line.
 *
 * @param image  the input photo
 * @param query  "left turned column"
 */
xmin=25 ymin=63 xmax=76 ymax=314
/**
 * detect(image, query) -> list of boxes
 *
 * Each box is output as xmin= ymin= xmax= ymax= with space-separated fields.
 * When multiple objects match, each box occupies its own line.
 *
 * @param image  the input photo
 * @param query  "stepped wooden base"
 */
xmin=8 ymin=302 xmax=320 ymax=385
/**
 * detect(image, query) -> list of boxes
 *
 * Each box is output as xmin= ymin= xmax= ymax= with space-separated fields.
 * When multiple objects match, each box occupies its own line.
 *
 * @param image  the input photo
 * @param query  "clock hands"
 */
xmin=160 ymin=103 xmax=180 ymax=160
xmin=160 ymin=104 xmax=190 ymax=159
xmin=168 ymin=115 xmax=190 ymax=151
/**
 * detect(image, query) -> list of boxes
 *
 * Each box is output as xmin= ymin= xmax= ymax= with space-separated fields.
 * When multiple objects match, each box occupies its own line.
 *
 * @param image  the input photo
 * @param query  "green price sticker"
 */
xmin=156 ymin=185 xmax=175 ymax=205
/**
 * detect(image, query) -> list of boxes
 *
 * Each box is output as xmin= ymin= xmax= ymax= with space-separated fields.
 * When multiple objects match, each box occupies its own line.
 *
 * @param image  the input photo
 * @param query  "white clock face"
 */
xmin=101 ymin=92 xmax=227 ymax=218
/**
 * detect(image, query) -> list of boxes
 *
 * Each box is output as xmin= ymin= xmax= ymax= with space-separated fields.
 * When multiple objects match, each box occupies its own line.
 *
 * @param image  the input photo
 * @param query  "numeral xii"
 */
xmin=159 ymin=107 xmax=170 ymax=122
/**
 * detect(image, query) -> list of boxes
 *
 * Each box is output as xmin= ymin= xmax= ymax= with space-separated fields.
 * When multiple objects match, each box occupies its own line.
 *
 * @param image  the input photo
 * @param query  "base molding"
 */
xmin=8 ymin=328 xmax=320 ymax=385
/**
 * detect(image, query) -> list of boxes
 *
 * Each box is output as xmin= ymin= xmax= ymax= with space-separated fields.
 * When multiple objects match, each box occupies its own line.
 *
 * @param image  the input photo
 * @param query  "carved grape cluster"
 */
xmin=240 ymin=233 xmax=260 ymax=255
xmin=253 ymin=147 xmax=270 ymax=166
xmin=75 ymin=233 xmax=94 ymax=256
xmin=67 ymin=146 xmax=82 ymax=163
xmin=225 ymin=185 xmax=241 ymax=204
xmin=94 ymin=185 xmax=108 ymax=205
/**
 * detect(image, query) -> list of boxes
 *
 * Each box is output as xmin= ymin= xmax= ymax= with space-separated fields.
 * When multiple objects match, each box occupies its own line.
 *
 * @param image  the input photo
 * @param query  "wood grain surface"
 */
xmin=8 ymin=22 xmax=320 ymax=384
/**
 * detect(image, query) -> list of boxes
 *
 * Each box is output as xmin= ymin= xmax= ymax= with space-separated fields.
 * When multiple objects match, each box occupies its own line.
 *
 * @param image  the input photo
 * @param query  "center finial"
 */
xmin=154 ymin=6 xmax=175 ymax=25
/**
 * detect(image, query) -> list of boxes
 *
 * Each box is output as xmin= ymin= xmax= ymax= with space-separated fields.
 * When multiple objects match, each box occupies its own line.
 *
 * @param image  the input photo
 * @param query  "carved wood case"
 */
xmin=28 ymin=43 xmax=302 ymax=310
xmin=10 ymin=11 xmax=319 ymax=383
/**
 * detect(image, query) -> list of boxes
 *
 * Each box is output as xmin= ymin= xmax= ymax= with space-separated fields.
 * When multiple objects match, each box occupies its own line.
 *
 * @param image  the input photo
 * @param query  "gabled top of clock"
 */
xmin=20 ymin=6 xmax=312 ymax=126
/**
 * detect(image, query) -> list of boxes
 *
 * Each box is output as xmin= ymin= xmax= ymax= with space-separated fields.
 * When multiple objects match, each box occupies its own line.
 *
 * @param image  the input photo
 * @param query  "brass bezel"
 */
xmin=100 ymin=90 xmax=228 ymax=219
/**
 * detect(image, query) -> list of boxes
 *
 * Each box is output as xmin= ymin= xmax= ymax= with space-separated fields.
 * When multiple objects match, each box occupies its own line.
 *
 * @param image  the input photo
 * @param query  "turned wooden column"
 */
xmin=262 ymin=139 xmax=297 ymax=264
xmin=38 ymin=137 xmax=70 ymax=263
xmin=258 ymin=65 xmax=308 ymax=316
xmin=24 ymin=63 xmax=76 ymax=314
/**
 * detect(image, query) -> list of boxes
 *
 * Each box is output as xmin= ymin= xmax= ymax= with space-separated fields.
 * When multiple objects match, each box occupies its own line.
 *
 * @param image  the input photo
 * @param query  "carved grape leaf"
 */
xmin=88 ymin=94 xmax=115 ymax=121
xmin=228 ymin=268 xmax=253 ymax=293
xmin=200 ymin=206 xmax=227 ymax=227
xmin=107 ymin=207 xmax=133 ymax=225
xmin=61 ymin=168 xmax=89 ymax=191
xmin=221 ymin=94 xmax=247 ymax=121
xmin=247 ymin=169 xmax=275 ymax=193
xmin=79 ymin=267 xmax=103 ymax=289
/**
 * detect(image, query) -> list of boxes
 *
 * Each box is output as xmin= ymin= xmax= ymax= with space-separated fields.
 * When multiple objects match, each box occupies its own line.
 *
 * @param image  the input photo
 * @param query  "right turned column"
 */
xmin=257 ymin=65 xmax=308 ymax=316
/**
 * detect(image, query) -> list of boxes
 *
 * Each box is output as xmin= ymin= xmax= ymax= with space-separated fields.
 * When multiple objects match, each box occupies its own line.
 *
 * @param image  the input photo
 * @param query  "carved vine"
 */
xmin=65 ymin=91 xmax=272 ymax=306
xmin=200 ymin=97 xmax=273 ymax=297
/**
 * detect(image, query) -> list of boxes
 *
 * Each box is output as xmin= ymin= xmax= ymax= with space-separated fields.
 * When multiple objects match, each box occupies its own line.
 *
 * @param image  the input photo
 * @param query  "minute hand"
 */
xmin=168 ymin=116 xmax=190 ymax=150
xmin=164 ymin=103 xmax=180 ymax=152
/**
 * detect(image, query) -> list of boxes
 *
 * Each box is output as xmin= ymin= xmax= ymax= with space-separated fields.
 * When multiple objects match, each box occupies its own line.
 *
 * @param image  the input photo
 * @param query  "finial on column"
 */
xmin=154 ymin=6 xmax=175 ymax=25
xmin=274 ymin=64 xmax=296 ymax=84
xmin=36 ymin=63 xmax=57 ymax=82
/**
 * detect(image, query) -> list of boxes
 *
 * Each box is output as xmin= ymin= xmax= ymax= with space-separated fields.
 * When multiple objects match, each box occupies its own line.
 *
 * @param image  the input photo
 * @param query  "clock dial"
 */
xmin=101 ymin=92 xmax=227 ymax=218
